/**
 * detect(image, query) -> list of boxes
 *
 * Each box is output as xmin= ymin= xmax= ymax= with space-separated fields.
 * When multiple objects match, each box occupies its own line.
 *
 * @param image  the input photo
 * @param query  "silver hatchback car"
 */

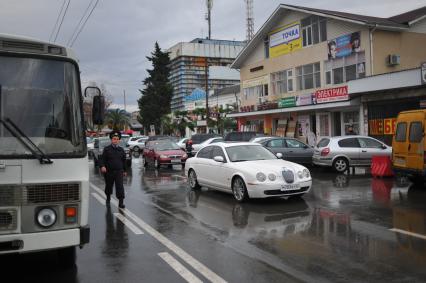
xmin=313 ymin=136 xmax=392 ymax=172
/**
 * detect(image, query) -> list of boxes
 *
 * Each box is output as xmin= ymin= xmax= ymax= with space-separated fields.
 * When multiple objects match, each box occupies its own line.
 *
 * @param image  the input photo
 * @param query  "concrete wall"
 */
xmin=373 ymin=30 xmax=426 ymax=75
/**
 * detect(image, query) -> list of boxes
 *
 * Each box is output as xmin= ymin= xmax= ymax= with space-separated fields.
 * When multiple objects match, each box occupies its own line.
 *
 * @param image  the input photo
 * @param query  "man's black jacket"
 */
xmin=99 ymin=144 xmax=126 ymax=171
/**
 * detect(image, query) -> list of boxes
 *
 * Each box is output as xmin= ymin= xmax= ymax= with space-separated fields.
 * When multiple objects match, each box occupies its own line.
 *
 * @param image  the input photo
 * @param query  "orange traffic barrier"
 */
xmin=371 ymin=156 xmax=394 ymax=177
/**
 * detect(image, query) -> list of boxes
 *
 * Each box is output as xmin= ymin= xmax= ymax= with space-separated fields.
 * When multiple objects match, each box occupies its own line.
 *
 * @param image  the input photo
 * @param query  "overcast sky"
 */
xmin=0 ymin=0 xmax=424 ymax=112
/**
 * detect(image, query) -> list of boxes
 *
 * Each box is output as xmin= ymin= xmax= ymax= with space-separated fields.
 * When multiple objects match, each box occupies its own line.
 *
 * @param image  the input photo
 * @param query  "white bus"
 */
xmin=0 ymin=34 xmax=101 ymax=266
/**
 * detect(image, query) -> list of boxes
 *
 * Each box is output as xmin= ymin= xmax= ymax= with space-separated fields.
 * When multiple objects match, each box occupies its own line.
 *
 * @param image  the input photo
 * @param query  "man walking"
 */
xmin=99 ymin=131 xmax=127 ymax=208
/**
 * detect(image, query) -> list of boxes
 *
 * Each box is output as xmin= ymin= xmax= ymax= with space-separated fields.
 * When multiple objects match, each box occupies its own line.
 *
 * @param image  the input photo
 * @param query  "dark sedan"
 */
xmin=258 ymin=137 xmax=314 ymax=165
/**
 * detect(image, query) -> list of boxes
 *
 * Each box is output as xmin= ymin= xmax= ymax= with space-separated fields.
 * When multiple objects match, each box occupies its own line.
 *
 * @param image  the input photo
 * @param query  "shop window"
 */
xmin=271 ymin=69 xmax=293 ymax=95
xmin=343 ymin=111 xmax=359 ymax=135
xmin=301 ymin=16 xmax=327 ymax=47
xmin=319 ymin=113 xmax=330 ymax=136
xmin=296 ymin=62 xmax=321 ymax=90
xmin=325 ymin=52 xmax=365 ymax=85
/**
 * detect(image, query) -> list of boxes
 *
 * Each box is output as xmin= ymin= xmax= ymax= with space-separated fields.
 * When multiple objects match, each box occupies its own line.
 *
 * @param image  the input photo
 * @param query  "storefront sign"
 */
xmin=315 ymin=86 xmax=348 ymax=104
xmin=369 ymin=118 xmax=396 ymax=135
xmin=384 ymin=118 xmax=396 ymax=135
xmin=278 ymin=97 xmax=296 ymax=108
xmin=269 ymin=22 xmax=302 ymax=58
xmin=328 ymin=31 xmax=361 ymax=59
xmin=296 ymin=93 xmax=313 ymax=106
xmin=242 ymin=75 xmax=269 ymax=89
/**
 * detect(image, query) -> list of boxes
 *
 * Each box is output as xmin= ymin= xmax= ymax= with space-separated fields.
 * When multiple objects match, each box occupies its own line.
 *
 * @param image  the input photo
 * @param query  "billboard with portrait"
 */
xmin=269 ymin=22 xmax=302 ymax=58
xmin=328 ymin=31 xmax=361 ymax=59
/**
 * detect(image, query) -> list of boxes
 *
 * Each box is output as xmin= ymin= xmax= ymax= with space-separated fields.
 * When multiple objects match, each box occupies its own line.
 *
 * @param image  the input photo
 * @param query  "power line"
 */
xmin=70 ymin=0 xmax=100 ymax=47
xmin=67 ymin=0 xmax=96 ymax=46
xmin=53 ymin=0 xmax=71 ymax=43
xmin=49 ymin=0 xmax=66 ymax=42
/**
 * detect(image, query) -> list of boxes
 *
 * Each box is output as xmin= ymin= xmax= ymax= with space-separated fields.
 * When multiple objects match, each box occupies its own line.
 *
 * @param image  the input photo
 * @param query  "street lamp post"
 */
xmin=205 ymin=58 xmax=209 ymax=132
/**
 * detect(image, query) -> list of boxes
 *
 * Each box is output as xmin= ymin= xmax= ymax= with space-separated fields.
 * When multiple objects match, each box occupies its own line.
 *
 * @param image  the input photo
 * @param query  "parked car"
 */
xmin=258 ymin=137 xmax=314 ymax=165
xmin=128 ymin=137 xmax=149 ymax=152
xmin=392 ymin=109 xmax=426 ymax=184
xmin=144 ymin=135 xmax=175 ymax=146
xmin=190 ymin=133 xmax=221 ymax=145
xmin=93 ymin=137 xmax=132 ymax=168
xmin=192 ymin=137 xmax=224 ymax=154
xmin=176 ymin=137 xmax=189 ymax=149
xmin=224 ymin=131 xmax=263 ymax=142
xmin=313 ymin=136 xmax=392 ymax=172
xmin=143 ymin=140 xmax=188 ymax=168
xmin=185 ymin=142 xmax=312 ymax=202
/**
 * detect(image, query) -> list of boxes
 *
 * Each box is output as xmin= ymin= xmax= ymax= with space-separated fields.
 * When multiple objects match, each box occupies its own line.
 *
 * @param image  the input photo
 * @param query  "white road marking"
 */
xmin=390 ymin=228 xmax=426 ymax=240
xmin=91 ymin=192 xmax=106 ymax=206
xmin=90 ymin=183 xmax=227 ymax=283
xmin=158 ymin=252 xmax=203 ymax=283
xmin=114 ymin=213 xmax=144 ymax=235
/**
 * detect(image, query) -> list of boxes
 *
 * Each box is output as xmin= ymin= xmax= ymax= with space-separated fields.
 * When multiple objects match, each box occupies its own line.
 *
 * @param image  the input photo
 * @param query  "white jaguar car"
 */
xmin=185 ymin=142 xmax=312 ymax=202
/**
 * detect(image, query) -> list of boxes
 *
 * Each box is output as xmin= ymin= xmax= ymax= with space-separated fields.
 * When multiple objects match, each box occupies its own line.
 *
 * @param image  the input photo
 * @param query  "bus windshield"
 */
xmin=0 ymin=56 xmax=85 ymax=157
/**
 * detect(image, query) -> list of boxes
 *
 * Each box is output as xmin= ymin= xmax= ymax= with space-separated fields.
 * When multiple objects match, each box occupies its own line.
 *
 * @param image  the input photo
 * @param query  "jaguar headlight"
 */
xmin=303 ymin=168 xmax=310 ymax=178
xmin=297 ymin=171 xmax=303 ymax=179
xmin=256 ymin=172 xmax=266 ymax=182
xmin=268 ymin=173 xmax=276 ymax=181
xmin=37 ymin=208 xmax=57 ymax=228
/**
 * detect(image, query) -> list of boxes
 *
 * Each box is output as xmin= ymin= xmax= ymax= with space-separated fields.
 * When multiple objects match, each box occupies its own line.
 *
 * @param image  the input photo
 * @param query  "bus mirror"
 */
xmin=92 ymin=95 xmax=105 ymax=125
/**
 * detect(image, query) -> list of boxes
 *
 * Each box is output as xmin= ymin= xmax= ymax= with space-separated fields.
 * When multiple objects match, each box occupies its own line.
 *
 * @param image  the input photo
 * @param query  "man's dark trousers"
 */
xmin=104 ymin=170 xmax=125 ymax=199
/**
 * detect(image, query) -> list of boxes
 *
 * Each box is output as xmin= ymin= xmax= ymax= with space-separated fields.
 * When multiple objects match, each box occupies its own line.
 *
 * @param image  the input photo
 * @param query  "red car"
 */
xmin=143 ymin=140 xmax=188 ymax=168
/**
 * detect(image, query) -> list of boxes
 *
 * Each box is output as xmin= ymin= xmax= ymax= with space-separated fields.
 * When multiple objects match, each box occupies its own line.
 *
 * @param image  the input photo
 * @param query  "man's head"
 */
xmin=348 ymin=125 xmax=354 ymax=132
xmin=109 ymin=131 xmax=121 ymax=145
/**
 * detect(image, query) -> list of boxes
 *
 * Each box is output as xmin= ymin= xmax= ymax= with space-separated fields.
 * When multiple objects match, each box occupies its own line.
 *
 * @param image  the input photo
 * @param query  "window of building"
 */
xmin=325 ymin=52 xmax=366 ymax=85
xmin=243 ymin=84 xmax=268 ymax=99
xmin=271 ymin=69 xmax=293 ymax=95
xmin=301 ymin=16 xmax=327 ymax=47
xmin=296 ymin=62 xmax=320 ymax=90
xmin=264 ymin=37 xmax=269 ymax=59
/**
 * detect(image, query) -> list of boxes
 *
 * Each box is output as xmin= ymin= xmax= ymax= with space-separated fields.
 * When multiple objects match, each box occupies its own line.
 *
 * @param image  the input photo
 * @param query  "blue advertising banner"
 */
xmin=328 ymin=31 xmax=361 ymax=59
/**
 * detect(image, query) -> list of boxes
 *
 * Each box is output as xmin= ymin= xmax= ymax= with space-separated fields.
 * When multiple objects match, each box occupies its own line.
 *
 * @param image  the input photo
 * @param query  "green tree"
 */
xmin=105 ymin=109 xmax=129 ymax=131
xmin=138 ymin=42 xmax=173 ymax=134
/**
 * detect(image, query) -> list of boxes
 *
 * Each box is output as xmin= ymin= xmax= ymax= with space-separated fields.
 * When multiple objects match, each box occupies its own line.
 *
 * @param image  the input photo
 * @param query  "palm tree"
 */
xmin=105 ymin=109 xmax=130 ymax=131
xmin=173 ymin=110 xmax=195 ymax=137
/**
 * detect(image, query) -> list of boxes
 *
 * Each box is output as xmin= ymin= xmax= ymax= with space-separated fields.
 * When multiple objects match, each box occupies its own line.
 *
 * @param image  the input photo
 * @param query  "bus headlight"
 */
xmin=37 ymin=208 xmax=57 ymax=228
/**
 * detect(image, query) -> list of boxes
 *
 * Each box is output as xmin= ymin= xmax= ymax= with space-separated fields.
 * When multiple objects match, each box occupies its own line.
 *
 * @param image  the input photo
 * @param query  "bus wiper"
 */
xmin=0 ymin=117 xmax=53 ymax=164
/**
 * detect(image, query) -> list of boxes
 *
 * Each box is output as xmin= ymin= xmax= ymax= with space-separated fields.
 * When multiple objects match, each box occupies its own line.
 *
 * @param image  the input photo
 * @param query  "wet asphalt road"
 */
xmin=3 ymin=153 xmax=426 ymax=283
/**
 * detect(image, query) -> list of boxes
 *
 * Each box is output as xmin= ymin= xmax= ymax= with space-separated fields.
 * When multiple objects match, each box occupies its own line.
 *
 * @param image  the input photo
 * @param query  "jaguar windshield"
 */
xmin=0 ymin=56 xmax=85 ymax=157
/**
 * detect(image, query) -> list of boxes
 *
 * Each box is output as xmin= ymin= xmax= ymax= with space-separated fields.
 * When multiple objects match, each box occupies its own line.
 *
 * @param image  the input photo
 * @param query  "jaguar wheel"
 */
xmin=232 ymin=176 xmax=249 ymax=203
xmin=188 ymin=169 xmax=201 ymax=190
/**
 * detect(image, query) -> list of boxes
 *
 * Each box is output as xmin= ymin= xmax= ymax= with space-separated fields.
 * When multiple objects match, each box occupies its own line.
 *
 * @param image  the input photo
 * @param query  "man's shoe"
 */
xmin=118 ymin=199 xmax=125 ymax=209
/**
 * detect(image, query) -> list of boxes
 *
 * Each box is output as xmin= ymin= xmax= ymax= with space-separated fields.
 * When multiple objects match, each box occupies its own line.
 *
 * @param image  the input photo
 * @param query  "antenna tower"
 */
xmin=245 ymin=0 xmax=254 ymax=41
xmin=206 ymin=0 xmax=213 ymax=39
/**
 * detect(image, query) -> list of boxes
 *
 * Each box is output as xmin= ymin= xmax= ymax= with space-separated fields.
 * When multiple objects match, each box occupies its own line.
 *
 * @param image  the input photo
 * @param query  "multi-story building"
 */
xmin=229 ymin=4 xmax=426 ymax=145
xmin=168 ymin=38 xmax=245 ymax=112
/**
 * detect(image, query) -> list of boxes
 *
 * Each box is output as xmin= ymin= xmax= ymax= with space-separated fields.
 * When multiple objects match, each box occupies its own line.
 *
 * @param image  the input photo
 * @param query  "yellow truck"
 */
xmin=392 ymin=110 xmax=426 ymax=184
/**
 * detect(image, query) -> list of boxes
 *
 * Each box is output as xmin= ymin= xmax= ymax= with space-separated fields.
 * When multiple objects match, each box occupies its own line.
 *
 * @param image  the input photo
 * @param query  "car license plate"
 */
xmin=281 ymin=184 xmax=300 ymax=191
xmin=394 ymin=157 xmax=406 ymax=166
xmin=171 ymin=159 xmax=181 ymax=164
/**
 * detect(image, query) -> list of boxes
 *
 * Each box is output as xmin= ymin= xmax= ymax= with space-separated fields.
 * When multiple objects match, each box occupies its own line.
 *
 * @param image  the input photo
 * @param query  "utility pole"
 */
xmin=206 ymin=0 xmax=213 ymax=39
xmin=205 ymin=58 xmax=209 ymax=132
xmin=123 ymin=89 xmax=126 ymax=112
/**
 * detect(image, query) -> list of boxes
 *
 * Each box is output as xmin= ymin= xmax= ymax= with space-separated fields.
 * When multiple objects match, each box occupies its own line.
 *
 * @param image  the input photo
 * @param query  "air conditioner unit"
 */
xmin=387 ymin=54 xmax=400 ymax=66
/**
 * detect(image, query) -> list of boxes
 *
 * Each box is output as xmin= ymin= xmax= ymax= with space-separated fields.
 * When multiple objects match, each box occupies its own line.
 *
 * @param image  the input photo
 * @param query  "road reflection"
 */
xmin=102 ymin=205 xmax=129 ymax=272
